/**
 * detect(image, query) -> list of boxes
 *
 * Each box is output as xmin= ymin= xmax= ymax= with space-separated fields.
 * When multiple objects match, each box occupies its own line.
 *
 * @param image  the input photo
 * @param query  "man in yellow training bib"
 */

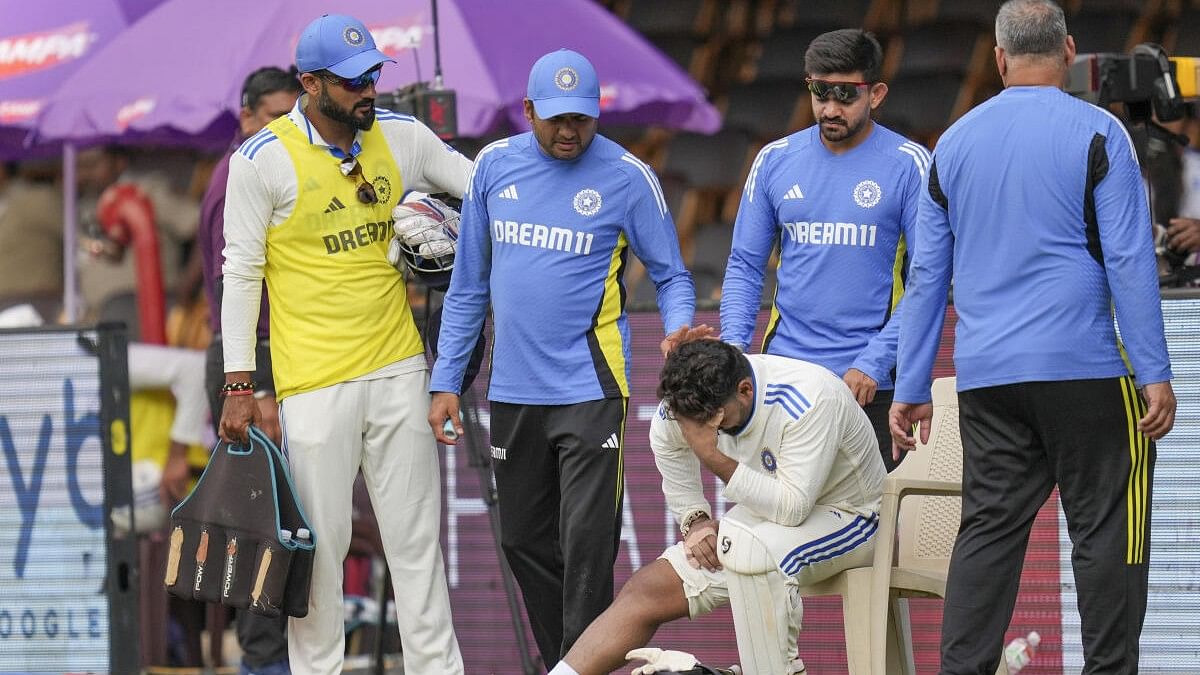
xmin=218 ymin=13 xmax=472 ymax=675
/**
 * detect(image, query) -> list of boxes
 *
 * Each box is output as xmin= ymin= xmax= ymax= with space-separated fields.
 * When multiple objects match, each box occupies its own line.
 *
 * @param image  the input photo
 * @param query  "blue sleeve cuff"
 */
xmin=1135 ymin=368 xmax=1173 ymax=387
xmin=428 ymin=367 xmax=465 ymax=395
xmin=893 ymin=380 xmax=933 ymax=405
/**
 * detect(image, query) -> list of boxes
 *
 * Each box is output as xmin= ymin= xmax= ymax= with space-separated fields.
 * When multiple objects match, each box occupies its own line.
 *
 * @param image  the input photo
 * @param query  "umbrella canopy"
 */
xmin=33 ymin=0 xmax=720 ymax=148
xmin=0 ymin=0 xmax=164 ymax=158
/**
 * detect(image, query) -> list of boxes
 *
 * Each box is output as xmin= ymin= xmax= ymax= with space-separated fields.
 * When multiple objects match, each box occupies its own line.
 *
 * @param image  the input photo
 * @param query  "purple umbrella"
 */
xmin=0 ymin=0 xmax=165 ymax=158
xmin=32 ymin=0 xmax=720 ymax=148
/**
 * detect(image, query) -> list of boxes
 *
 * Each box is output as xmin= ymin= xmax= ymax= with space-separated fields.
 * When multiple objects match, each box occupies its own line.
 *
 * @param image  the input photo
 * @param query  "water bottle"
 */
xmin=296 ymin=528 xmax=311 ymax=545
xmin=279 ymin=528 xmax=293 ymax=545
xmin=1004 ymin=631 xmax=1041 ymax=673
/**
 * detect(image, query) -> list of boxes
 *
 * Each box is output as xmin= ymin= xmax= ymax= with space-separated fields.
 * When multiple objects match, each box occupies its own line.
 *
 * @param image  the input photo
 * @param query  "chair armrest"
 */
xmin=883 ymin=477 xmax=961 ymax=498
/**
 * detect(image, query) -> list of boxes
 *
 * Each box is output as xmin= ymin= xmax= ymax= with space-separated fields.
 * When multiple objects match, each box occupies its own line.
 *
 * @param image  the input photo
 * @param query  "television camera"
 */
xmin=1067 ymin=44 xmax=1200 ymax=286
xmin=376 ymin=82 xmax=458 ymax=140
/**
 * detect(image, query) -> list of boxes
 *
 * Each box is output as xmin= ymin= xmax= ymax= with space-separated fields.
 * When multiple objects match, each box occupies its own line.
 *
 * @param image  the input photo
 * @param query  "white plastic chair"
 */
xmin=798 ymin=377 xmax=1007 ymax=675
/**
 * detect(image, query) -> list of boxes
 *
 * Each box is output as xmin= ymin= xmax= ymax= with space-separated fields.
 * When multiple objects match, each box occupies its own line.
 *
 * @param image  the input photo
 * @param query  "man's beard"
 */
xmin=317 ymin=86 xmax=375 ymax=131
xmin=819 ymin=113 xmax=868 ymax=143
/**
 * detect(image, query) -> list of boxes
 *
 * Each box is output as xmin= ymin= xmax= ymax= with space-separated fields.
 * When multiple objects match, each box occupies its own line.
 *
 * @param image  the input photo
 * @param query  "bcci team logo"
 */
xmin=853 ymin=179 xmax=882 ymax=208
xmin=573 ymin=188 xmax=602 ymax=216
xmin=554 ymin=67 xmax=580 ymax=91
xmin=761 ymin=448 xmax=777 ymax=473
xmin=343 ymin=26 xmax=366 ymax=47
xmin=372 ymin=176 xmax=393 ymax=203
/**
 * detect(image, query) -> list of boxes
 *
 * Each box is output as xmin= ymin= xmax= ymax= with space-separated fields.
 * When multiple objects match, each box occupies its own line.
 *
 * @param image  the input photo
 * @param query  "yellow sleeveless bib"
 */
xmin=264 ymin=115 xmax=422 ymax=399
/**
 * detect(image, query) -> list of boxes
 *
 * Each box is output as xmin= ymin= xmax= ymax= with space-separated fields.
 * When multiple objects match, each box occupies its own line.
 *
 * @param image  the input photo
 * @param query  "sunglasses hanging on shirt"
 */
xmin=339 ymin=156 xmax=378 ymax=204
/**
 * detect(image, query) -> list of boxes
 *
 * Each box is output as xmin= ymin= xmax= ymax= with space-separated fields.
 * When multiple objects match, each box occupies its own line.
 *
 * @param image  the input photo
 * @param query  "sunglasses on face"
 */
xmin=806 ymin=78 xmax=872 ymax=104
xmin=340 ymin=157 xmax=378 ymax=204
xmin=321 ymin=67 xmax=382 ymax=93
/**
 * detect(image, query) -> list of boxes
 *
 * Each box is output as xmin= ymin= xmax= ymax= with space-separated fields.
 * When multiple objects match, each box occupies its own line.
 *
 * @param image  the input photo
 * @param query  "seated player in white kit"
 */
xmin=547 ymin=340 xmax=886 ymax=675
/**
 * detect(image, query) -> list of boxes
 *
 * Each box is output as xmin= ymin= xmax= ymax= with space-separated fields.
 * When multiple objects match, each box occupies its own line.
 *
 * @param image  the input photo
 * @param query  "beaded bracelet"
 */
xmin=679 ymin=509 xmax=711 ymax=538
xmin=221 ymin=381 xmax=256 ymax=393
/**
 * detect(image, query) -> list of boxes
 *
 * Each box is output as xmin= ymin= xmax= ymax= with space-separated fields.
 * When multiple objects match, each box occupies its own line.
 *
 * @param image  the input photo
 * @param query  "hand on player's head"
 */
xmin=661 ymin=323 xmax=718 ymax=357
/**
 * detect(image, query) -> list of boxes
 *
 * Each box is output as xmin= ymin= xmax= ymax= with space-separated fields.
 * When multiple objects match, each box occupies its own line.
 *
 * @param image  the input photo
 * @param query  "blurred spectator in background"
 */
xmin=76 ymin=144 xmax=201 ymax=332
xmin=1135 ymin=112 xmax=1200 ymax=283
xmin=721 ymin=29 xmax=926 ymax=471
xmin=117 ymin=341 xmax=213 ymax=669
xmin=0 ymin=160 xmax=65 ymax=323
xmin=1159 ymin=116 xmax=1200 ymax=278
xmin=198 ymin=65 xmax=301 ymax=675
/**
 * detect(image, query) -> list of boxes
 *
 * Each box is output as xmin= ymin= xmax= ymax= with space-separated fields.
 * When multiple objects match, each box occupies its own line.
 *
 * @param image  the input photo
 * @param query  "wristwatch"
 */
xmin=679 ymin=509 xmax=711 ymax=538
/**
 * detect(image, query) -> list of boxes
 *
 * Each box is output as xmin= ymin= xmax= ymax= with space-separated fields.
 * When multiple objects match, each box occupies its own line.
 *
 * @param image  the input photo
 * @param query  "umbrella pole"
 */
xmin=430 ymin=0 xmax=444 ymax=90
xmin=62 ymin=142 xmax=79 ymax=324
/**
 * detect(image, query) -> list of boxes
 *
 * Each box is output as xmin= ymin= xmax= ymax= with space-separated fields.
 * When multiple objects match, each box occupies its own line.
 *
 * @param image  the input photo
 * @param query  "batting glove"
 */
xmin=626 ymin=647 xmax=699 ymax=674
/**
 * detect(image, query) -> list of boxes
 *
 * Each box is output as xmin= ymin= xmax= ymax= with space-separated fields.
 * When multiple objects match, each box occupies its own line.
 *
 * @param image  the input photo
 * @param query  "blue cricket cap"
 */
xmin=296 ymin=14 xmax=394 ymax=78
xmin=526 ymin=49 xmax=600 ymax=119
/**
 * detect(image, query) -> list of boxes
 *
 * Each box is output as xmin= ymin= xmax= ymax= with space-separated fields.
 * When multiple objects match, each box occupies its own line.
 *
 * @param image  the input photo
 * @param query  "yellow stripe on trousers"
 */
xmin=1119 ymin=376 xmax=1149 ymax=564
xmin=615 ymin=398 xmax=628 ymax=514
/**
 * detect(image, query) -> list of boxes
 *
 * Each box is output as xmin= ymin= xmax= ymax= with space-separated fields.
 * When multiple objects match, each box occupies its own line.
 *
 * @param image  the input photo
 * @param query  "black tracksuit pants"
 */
xmin=489 ymin=398 xmax=627 ymax=667
xmin=940 ymin=377 xmax=1153 ymax=675
xmin=864 ymin=387 xmax=903 ymax=472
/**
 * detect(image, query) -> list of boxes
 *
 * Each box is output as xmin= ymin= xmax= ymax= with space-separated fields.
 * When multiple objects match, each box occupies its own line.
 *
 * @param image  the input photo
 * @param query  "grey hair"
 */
xmin=996 ymin=0 xmax=1068 ymax=57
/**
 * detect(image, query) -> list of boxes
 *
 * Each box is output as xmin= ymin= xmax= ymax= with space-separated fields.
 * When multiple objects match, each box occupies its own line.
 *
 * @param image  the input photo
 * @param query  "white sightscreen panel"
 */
xmin=1060 ymin=298 xmax=1200 ymax=672
xmin=0 ymin=330 xmax=108 ymax=672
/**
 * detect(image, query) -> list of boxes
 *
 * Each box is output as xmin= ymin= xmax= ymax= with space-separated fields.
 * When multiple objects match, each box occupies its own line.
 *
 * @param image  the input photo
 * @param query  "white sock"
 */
xmin=547 ymin=661 xmax=580 ymax=675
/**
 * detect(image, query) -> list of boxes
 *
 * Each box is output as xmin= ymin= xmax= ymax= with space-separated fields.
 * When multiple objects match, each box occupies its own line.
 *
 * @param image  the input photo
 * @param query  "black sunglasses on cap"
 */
xmin=806 ymin=77 xmax=872 ymax=104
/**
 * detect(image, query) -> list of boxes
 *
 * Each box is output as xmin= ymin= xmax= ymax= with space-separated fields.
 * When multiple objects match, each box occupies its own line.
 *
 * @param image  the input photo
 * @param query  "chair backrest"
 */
xmin=894 ymin=376 xmax=963 ymax=576
xmin=660 ymin=129 xmax=756 ymax=191
xmin=722 ymin=80 xmax=808 ymax=142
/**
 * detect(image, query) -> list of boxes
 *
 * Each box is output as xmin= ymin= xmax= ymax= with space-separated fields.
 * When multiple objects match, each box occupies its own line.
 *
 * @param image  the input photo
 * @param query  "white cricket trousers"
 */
xmin=279 ymin=360 xmax=464 ymax=675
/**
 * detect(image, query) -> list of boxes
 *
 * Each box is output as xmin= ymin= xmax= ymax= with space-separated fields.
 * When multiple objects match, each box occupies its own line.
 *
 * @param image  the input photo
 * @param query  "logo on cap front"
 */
xmin=554 ymin=67 xmax=579 ymax=92
xmin=343 ymin=26 xmax=366 ymax=47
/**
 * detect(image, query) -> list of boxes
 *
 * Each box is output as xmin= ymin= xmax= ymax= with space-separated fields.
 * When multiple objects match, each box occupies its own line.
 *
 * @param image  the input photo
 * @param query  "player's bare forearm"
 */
xmin=677 ymin=411 xmax=737 ymax=482
xmin=694 ymin=447 xmax=737 ymax=483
